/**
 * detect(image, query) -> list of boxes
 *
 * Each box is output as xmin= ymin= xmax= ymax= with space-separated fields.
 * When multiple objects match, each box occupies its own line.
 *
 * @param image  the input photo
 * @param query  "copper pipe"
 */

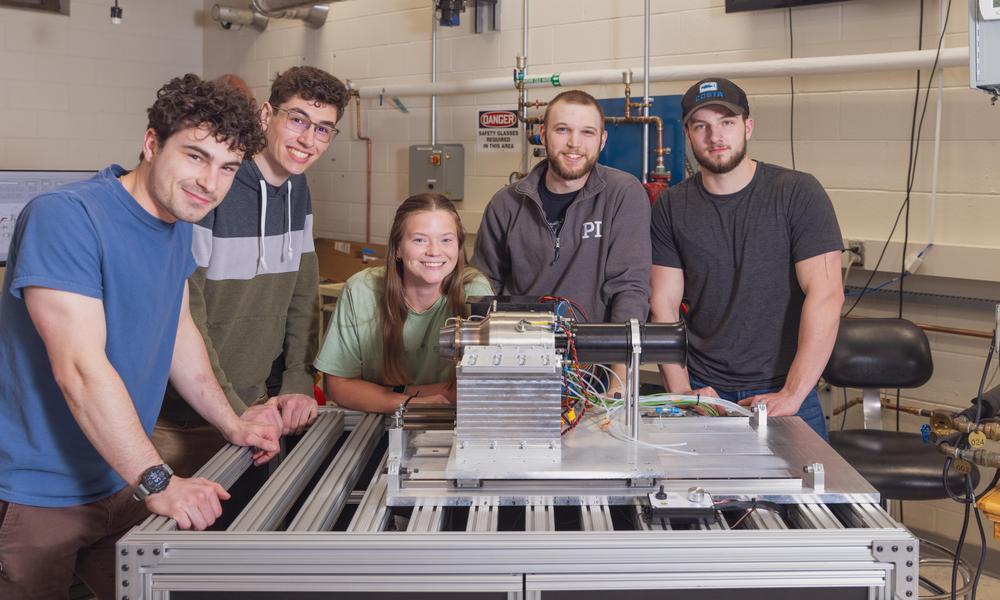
xmin=916 ymin=322 xmax=994 ymax=340
xmin=516 ymin=97 xmax=547 ymax=124
xmin=830 ymin=396 xmax=863 ymax=415
xmin=880 ymin=399 xmax=935 ymax=418
xmin=603 ymin=114 xmax=667 ymax=169
xmin=844 ymin=317 xmax=994 ymax=340
xmin=939 ymin=442 xmax=1000 ymax=469
xmin=951 ymin=416 xmax=1000 ymax=441
xmin=353 ymin=93 xmax=372 ymax=244
xmin=831 ymin=394 xmax=943 ymax=417
xmin=610 ymin=79 xmax=667 ymax=174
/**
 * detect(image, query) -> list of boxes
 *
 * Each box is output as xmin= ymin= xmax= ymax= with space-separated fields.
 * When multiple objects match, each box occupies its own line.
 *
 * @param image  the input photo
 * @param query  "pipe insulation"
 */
xmin=355 ymin=47 xmax=968 ymax=99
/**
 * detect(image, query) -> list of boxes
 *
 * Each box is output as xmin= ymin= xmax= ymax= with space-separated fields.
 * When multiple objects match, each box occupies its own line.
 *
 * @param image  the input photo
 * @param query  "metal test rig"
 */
xmin=119 ymin=309 xmax=918 ymax=599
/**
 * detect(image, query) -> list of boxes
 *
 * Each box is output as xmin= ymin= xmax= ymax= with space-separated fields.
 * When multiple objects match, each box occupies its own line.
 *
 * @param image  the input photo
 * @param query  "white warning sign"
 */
xmin=478 ymin=109 xmax=520 ymax=153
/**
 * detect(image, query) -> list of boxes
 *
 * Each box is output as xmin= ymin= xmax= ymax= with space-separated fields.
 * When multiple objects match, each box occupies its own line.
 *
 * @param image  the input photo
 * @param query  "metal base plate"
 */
xmin=393 ymin=414 xmax=879 ymax=505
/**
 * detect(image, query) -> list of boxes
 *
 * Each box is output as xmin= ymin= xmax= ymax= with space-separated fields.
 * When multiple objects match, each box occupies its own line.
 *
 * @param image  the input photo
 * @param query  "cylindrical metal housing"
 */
xmin=440 ymin=312 xmax=685 ymax=365
xmin=572 ymin=321 xmax=686 ymax=365
xmin=439 ymin=312 xmax=557 ymax=360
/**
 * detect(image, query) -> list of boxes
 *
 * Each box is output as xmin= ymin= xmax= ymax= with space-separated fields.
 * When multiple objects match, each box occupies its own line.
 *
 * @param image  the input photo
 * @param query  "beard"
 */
xmin=545 ymin=145 xmax=599 ymax=182
xmin=694 ymin=137 xmax=748 ymax=175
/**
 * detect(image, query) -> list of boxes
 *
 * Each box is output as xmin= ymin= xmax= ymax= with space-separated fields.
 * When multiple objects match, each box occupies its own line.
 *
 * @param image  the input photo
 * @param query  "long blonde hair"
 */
xmin=379 ymin=193 xmax=472 ymax=385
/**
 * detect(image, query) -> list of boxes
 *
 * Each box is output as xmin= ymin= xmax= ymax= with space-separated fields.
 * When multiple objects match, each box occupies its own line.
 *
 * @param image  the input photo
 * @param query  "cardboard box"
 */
xmin=315 ymin=238 xmax=386 ymax=283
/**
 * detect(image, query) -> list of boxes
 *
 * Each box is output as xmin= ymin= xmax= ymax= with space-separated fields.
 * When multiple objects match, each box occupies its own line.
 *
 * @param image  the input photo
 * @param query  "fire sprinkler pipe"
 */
xmin=356 ymin=47 xmax=968 ymax=99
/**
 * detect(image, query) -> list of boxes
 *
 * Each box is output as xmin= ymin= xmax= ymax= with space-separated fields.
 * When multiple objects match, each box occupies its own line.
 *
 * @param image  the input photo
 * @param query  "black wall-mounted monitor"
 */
xmin=726 ymin=0 xmax=850 ymax=12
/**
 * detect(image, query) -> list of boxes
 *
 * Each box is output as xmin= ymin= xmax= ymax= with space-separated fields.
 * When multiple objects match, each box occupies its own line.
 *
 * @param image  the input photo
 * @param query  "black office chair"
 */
xmin=824 ymin=317 xmax=978 ymax=500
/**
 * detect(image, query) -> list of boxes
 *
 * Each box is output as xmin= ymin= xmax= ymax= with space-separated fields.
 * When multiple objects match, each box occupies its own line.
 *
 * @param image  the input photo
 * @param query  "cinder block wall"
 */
xmin=3 ymin=0 xmax=995 ymax=557
xmin=203 ymin=0 xmax=1000 ymax=555
xmin=0 ymin=0 xmax=205 ymax=170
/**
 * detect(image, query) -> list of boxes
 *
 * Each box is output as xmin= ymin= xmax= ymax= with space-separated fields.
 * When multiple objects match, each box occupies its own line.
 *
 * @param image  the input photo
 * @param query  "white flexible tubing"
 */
xmin=592 ymin=362 xmax=626 ymax=393
xmin=640 ymin=394 xmax=755 ymax=417
xmin=605 ymin=412 xmax=697 ymax=455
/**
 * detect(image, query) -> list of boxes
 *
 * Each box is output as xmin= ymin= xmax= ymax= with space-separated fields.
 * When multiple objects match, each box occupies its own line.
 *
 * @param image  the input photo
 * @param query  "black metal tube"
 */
xmin=569 ymin=321 xmax=686 ymax=365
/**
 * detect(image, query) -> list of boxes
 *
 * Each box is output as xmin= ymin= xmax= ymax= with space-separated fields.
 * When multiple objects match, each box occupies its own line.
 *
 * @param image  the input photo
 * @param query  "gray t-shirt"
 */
xmin=650 ymin=161 xmax=843 ymax=390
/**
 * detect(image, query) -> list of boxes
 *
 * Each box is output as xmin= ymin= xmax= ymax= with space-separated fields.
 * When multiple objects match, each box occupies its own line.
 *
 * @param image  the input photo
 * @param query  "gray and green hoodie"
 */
xmin=160 ymin=159 xmax=319 ymax=421
xmin=472 ymin=161 xmax=651 ymax=323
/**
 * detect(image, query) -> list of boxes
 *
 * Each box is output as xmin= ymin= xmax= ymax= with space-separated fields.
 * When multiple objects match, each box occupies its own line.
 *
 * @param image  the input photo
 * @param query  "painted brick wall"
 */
xmin=207 ymin=0 xmax=999 ymax=555
xmin=0 ymin=0 xmax=205 ymax=170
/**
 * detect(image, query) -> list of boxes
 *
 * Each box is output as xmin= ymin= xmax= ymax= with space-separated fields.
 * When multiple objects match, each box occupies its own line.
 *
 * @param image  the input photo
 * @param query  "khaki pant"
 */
xmin=0 ymin=486 xmax=150 ymax=600
xmin=151 ymin=419 xmax=227 ymax=479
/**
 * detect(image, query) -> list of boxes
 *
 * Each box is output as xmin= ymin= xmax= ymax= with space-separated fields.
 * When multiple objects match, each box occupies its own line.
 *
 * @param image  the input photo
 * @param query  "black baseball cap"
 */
xmin=681 ymin=78 xmax=750 ymax=124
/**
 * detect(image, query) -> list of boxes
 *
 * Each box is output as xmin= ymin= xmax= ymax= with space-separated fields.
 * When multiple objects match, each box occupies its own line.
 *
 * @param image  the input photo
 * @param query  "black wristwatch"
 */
xmin=132 ymin=464 xmax=174 ymax=501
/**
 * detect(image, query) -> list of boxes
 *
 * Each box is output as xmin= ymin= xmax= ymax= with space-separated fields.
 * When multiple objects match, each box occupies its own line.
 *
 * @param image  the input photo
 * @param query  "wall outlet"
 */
xmin=844 ymin=239 xmax=865 ymax=267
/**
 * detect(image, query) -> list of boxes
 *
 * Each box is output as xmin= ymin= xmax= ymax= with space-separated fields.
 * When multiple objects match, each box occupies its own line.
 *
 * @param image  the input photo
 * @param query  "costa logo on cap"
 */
xmin=682 ymin=77 xmax=751 ymax=124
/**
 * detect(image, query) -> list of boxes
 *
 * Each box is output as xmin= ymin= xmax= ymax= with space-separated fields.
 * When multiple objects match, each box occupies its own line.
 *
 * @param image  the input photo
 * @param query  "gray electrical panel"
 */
xmin=408 ymin=144 xmax=464 ymax=200
xmin=970 ymin=0 xmax=1000 ymax=97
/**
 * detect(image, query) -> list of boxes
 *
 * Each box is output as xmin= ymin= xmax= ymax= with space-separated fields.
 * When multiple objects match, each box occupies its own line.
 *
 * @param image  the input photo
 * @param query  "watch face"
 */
xmin=143 ymin=465 xmax=172 ymax=493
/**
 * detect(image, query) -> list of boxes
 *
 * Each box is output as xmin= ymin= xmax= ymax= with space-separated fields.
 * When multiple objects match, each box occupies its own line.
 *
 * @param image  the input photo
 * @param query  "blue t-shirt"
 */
xmin=0 ymin=165 xmax=196 ymax=507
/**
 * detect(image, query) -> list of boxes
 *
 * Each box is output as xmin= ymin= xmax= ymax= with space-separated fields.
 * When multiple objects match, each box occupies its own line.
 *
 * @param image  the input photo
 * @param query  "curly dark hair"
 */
xmin=268 ymin=66 xmax=349 ymax=121
xmin=144 ymin=73 xmax=266 ymax=162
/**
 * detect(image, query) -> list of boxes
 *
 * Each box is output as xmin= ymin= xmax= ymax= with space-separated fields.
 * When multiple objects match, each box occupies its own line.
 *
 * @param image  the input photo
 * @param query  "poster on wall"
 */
xmin=477 ymin=109 xmax=520 ymax=153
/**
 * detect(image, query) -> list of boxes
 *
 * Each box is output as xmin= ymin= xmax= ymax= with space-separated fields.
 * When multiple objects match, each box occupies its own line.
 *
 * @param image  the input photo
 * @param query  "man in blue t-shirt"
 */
xmin=0 ymin=75 xmax=279 ymax=599
xmin=650 ymin=78 xmax=844 ymax=440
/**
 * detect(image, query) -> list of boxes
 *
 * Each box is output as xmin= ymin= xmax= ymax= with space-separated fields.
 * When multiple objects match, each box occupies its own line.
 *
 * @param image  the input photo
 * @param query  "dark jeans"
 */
xmin=689 ymin=374 xmax=829 ymax=441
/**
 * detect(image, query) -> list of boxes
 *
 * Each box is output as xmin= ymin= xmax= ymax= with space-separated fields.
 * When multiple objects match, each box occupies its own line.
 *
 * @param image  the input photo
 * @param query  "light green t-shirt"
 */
xmin=314 ymin=266 xmax=493 ymax=385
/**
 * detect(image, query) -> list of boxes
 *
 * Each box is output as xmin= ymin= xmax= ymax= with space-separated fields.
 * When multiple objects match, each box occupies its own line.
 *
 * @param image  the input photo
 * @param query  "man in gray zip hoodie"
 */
xmin=473 ymin=89 xmax=651 ymax=329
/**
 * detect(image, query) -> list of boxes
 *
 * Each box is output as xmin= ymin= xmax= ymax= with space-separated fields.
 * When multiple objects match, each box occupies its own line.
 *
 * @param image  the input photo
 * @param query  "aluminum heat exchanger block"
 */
xmin=454 ymin=344 xmax=563 ymax=464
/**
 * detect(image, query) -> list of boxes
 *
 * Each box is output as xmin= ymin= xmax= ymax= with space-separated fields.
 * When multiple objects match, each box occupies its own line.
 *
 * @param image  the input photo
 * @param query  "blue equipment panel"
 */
xmin=597 ymin=94 xmax=685 ymax=185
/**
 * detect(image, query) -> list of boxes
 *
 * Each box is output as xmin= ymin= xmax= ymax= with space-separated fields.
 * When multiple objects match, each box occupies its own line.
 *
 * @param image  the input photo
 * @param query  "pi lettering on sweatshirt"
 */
xmin=581 ymin=220 xmax=603 ymax=239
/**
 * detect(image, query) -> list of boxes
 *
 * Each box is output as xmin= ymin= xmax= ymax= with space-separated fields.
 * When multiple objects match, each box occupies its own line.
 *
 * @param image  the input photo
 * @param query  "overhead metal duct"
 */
xmin=249 ymin=0 xmax=346 ymax=13
xmin=248 ymin=0 xmax=347 ymax=27
xmin=211 ymin=5 xmax=269 ymax=31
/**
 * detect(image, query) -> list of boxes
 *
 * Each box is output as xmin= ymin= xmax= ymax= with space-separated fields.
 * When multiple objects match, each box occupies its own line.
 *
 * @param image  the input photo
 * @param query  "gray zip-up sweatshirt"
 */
xmin=472 ymin=161 xmax=651 ymax=323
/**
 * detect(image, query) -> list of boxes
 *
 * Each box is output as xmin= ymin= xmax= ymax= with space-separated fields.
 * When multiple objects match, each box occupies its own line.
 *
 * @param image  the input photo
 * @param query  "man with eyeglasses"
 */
xmin=155 ymin=67 xmax=350 ymax=477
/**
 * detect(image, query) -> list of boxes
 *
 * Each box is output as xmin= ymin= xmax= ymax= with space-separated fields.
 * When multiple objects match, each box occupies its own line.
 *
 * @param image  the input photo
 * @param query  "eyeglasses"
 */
xmin=273 ymin=107 xmax=339 ymax=143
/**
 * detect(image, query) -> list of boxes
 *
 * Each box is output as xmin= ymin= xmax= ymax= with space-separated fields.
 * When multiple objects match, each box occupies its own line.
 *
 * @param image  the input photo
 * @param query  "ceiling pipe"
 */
xmin=280 ymin=4 xmax=329 ymax=27
xmin=250 ymin=0 xmax=341 ymax=27
xmin=356 ymin=47 xmax=969 ymax=99
xmin=211 ymin=5 xmax=270 ymax=30
xmin=250 ymin=0 xmax=344 ymax=11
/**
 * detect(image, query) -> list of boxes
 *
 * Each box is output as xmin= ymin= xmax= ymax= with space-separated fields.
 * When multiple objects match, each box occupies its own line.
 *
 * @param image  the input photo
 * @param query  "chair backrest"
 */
xmin=824 ymin=320 xmax=976 ymax=500
xmin=824 ymin=318 xmax=933 ymax=389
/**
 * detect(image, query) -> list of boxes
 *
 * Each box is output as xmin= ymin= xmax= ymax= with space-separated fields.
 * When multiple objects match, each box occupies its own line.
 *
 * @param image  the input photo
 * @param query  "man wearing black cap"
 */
xmin=649 ymin=77 xmax=844 ymax=440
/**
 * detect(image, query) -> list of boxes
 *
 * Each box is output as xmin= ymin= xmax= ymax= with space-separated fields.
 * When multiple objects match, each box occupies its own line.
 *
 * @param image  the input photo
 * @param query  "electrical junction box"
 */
xmin=971 ymin=0 xmax=1000 ymax=95
xmin=409 ymin=144 xmax=464 ymax=200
